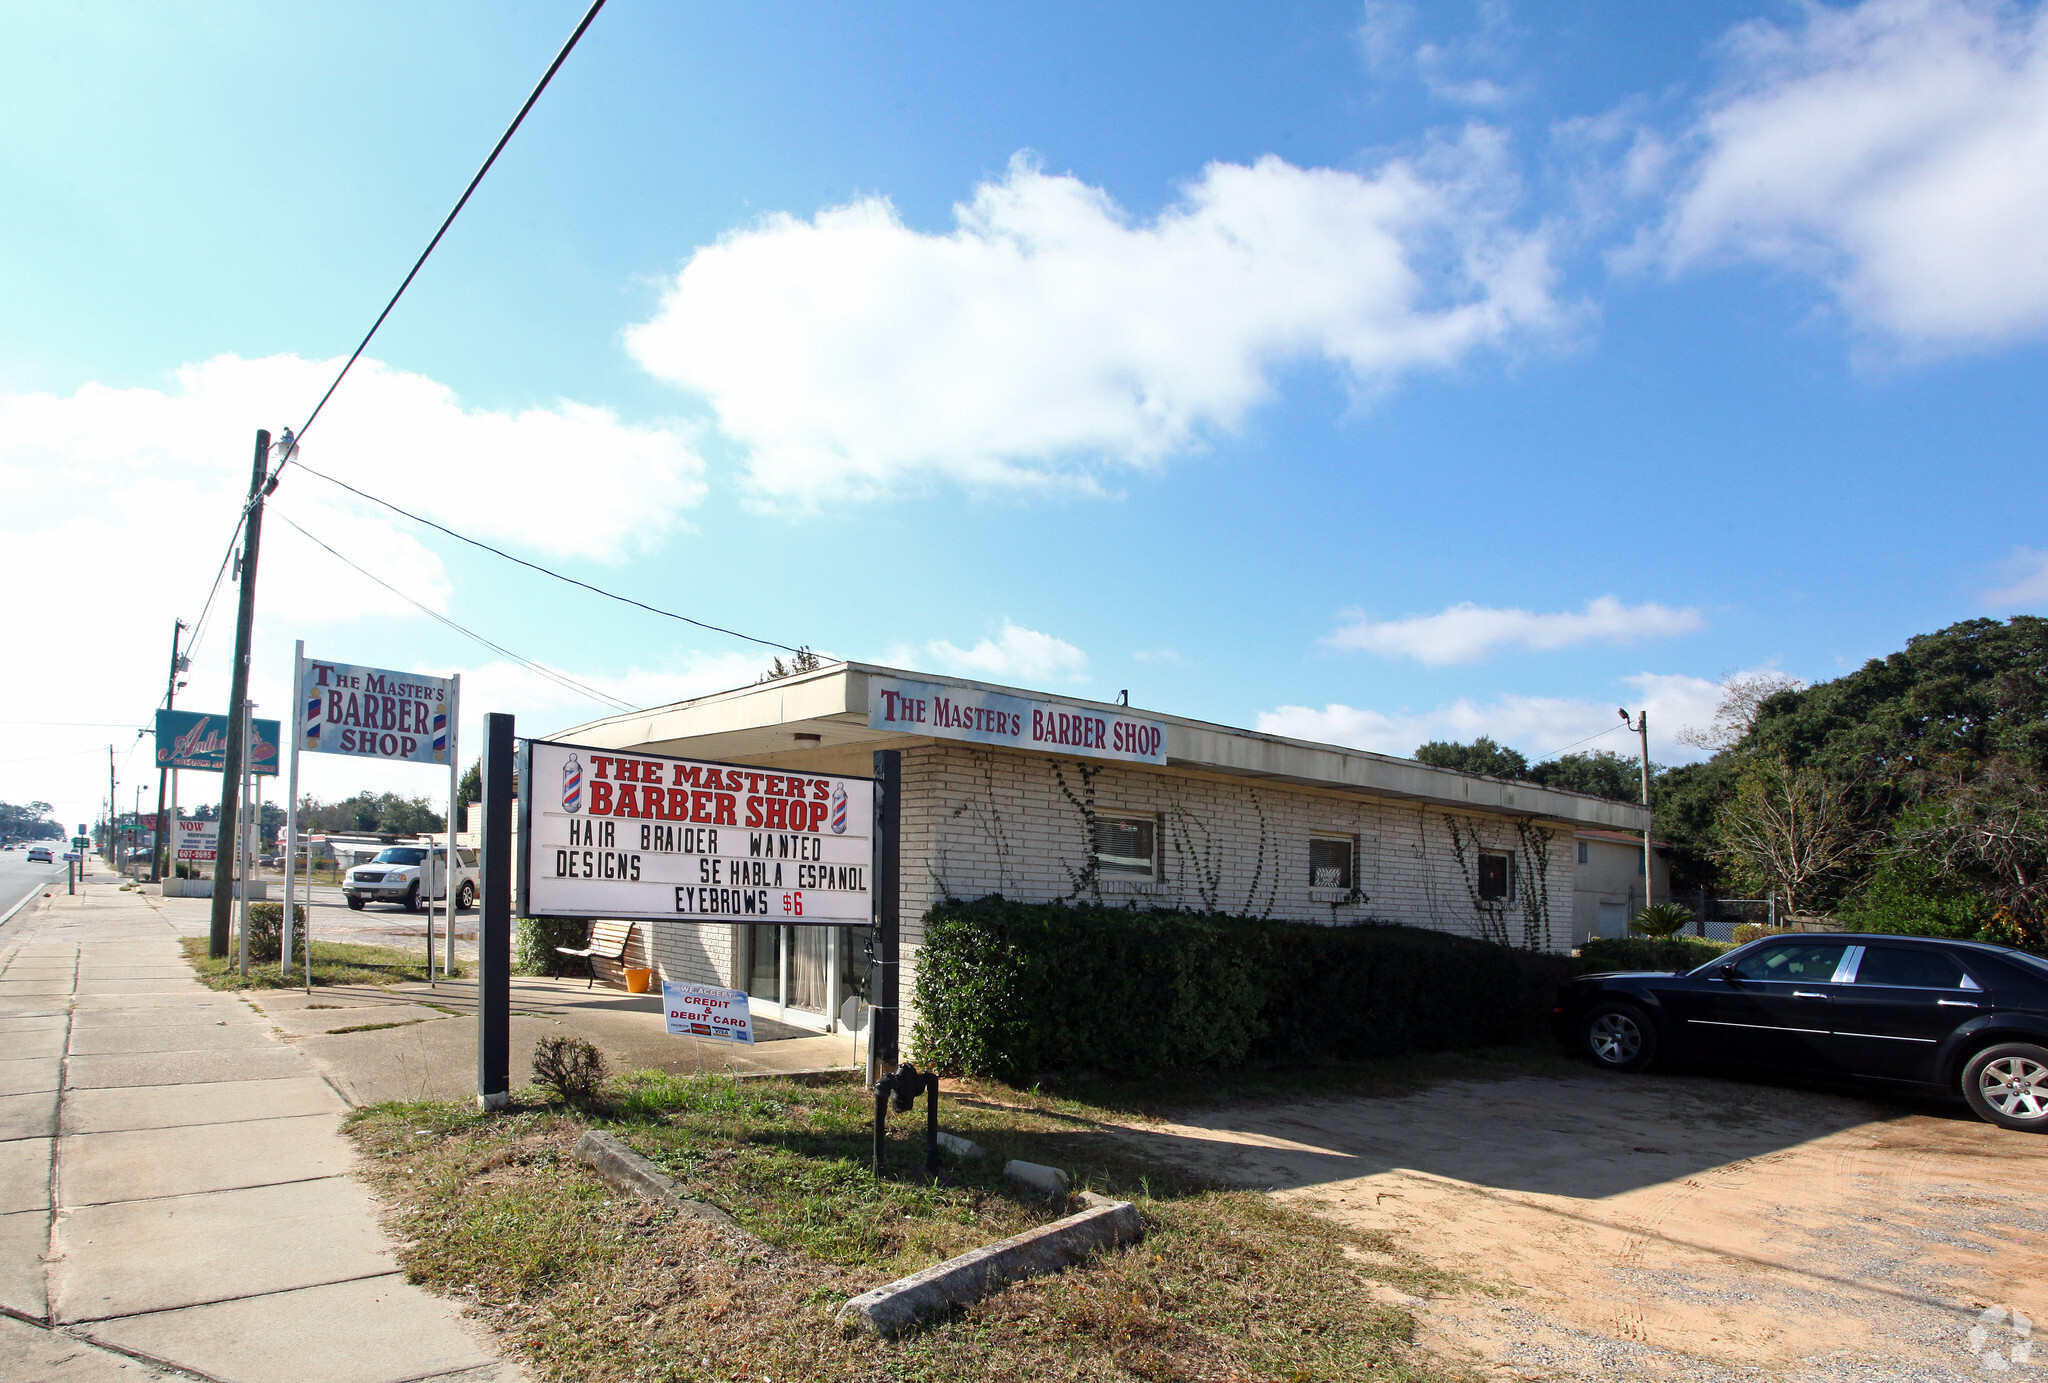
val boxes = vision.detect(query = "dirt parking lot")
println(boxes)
[1116,1061,2048,1381]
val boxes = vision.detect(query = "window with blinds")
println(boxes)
[1478,850,1515,902]
[1092,815,1158,879]
[1309,835,1353,890]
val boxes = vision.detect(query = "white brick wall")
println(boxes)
[894,743,1577,1029]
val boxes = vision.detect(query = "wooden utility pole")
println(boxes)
[151,620,185,884]
[107,747,117,866]
[210,430,270,958]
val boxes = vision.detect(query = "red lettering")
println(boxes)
[713,793,737,826]
[812,778,828,801]
[691,790,713,823]
[592,756,614,780]
[764,775,783,797]
[612,784,638,815]
[745,796,763,828]
[590,781,613,814]
[764,797,787,830]
[809,801,827,831]
[745,773,762,794]
[668,787,689,818]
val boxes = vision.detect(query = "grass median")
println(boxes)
[347,1068,1466,1383]
[178,934,461,989]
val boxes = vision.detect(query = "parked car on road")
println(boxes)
[343,844,479,913]
[26,846,53,864]
[1555,933,2048,1132]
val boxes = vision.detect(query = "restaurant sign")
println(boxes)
[519,738,874,925]
[155,710,282,776]
[866,677,1166,764]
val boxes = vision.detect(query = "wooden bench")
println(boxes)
[556,920,635,989]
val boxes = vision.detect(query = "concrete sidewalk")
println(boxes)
[0,866,515,1383]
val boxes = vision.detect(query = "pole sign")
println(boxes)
[866,676,1167,764]
[155,710,281,776]
[661,981,755,1043]
[297,656,455,764]
[520,738,873,925]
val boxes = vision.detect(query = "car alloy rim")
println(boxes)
[1589,1012,1641,1064]
[1979,1056,2048,1120]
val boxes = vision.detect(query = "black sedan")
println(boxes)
[1553,933,2048,1132]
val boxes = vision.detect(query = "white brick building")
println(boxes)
[553,663,1649,1040]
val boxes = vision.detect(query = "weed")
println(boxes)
[532,1036,607,1105]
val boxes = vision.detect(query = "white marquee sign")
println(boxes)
[867,676,1166,764]
[520,738,874,925]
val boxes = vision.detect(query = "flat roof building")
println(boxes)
[553,662,1649,1038]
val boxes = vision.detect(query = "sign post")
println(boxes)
[478,713,515,1111]
[283,642,304,980]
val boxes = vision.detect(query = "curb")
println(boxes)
[835,1196,1144,1337]
[572,1129,742,1230]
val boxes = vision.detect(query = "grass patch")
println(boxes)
[178,935,462,989]
[348,1071,1466,1383]
[325,1019,426,1035]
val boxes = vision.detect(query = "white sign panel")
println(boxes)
[298,656,455,765]
[174,820,218,864]
[867,677,1166,764]
[662,981,755,1043]
[521,739,874,925]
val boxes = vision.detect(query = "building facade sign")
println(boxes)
[866,677,1166,764]
[297,657,455,764]
[519,738,874,925]
[155,710,281,776]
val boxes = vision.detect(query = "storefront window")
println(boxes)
[1309,835,1353,890]
[1093,816,1157,879]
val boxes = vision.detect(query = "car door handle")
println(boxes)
[1937,1000,1979,1008]
[1791,991,1829,1000]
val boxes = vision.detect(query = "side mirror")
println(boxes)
[1718,962,1739,980]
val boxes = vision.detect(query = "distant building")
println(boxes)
[1570,828,1672,944]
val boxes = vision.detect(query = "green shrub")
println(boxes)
[243,902,307,963]
[908,897,1574,1084]
[1577,935,1730,973]
[1629,903,1695,939]
[515,917,590,976]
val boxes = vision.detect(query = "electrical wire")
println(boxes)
[272,509,633,713]
[277,0,609,463]
[1545,720,1633,758]
[288,459,818,657]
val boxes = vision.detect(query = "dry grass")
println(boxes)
[178,934,460,989]
[348,1070,1471,1383]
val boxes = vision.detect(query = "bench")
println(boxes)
[556,920,635,989]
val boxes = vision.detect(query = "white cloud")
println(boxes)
[0,356,709,821]
[627,142,1563,506]
[1985,546,2048,607]
[1325,596,1703,664]
[1660,0,2048,348]
[883,623,1090,685]
[1257,670,1727,763]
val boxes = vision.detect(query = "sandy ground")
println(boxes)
[1113,1067,2047,1381]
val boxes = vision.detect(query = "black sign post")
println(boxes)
[870,749,901,1076]
[478,712,515,1111]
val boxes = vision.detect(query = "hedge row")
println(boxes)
[908,897,1576,1084]
[1577,936,1732,973]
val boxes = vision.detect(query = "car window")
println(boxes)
[1853,946,1973,990]
[372,847,426,865]
[1730,942,1848,982]
[458,848,477,867]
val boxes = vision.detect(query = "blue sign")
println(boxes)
[155,710,280,776]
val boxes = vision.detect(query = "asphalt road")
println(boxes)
[0,848,70,922]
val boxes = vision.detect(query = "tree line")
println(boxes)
[1417,617,2047,952]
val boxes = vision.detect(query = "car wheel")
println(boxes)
[404,882,421,913]
[1582,1001,1658,1073]
[1962,1042,2048,1132]
[456,880,475,910]
[346,896,365,911]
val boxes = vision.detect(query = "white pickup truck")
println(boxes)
[343,844,479,912]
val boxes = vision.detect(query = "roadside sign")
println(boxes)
[662,981,754,1043]
[155,710,281,776]
[520,738,873,925]
[297,656,455,764]
[174,820,219,864]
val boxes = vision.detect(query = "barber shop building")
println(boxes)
[552,662,1651,1035]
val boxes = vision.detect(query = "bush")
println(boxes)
[1732,922,1795,945]
[531,1035,607,1103]
[243,902,306,963]
[1577,936,1730,973]
[515,917,590,975]
[908,897,1574,1085]
[1629,903,1695,939]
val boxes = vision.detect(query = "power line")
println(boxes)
[273,508,633,713]
[1546,721,1633,758]
[277,0,609,461]
[290,457,816,657]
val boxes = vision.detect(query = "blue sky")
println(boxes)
[4,0,2045,826]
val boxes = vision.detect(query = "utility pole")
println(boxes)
[1619,708,1654,911]
[210,430,271,959]
[108,746,117,867]
[152,620,187,883]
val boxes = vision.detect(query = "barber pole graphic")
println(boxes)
[829,781,848,834]
[431,704,448,762]
[562,755,583,813]
[303,682,323,748]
